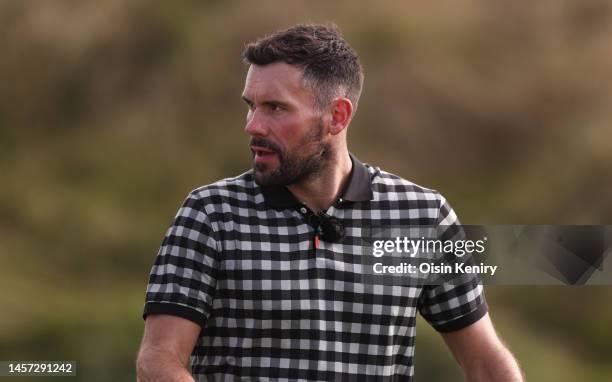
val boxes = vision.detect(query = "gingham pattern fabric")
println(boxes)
[143,155,487,381]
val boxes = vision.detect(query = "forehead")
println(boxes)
[242,62,313,103]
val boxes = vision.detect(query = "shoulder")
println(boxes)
[182,170,260,213]
[365,163,444,204]
[190,170,256,199]
[364,163,459,226]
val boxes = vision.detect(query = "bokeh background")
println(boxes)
[1,1,611,380]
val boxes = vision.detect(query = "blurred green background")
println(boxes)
[1,1,611,380]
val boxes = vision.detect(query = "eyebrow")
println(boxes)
[241,96,253,105]
[241,96,290,109]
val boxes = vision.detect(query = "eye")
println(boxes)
[244,103,254,121]
[266,102,286,112]
[242,97,255,111]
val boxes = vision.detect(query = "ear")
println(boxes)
[328,98,353,135]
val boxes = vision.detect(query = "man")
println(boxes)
[137,24,524,381]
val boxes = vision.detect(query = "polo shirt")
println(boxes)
[143,154,488,381]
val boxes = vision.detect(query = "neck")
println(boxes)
[287,150,352,213]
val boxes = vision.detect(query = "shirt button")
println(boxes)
[300,207,307,214]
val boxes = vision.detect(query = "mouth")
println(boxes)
[250,145,278,162]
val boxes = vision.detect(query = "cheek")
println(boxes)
[273,117,304,143]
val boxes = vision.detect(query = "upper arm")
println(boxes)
[418,192,488,332]
[143,192,220,328]
[440,313,503,369]
[140,314,202,366]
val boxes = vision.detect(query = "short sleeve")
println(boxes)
[417,193,488,332]
[142,192,220,327]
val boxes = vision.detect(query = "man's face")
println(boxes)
[242,62,331,186]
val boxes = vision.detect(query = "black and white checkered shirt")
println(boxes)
[143,154,487,381]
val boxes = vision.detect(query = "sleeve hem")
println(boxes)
[143,302,208,328]
[432,300,489,333]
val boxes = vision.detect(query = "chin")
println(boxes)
[254,169,288,187]
[253,168,272,186]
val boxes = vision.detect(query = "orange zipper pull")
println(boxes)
[314,234,320,249]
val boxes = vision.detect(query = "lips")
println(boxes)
[250,145,279,165]
[251,146,276,157]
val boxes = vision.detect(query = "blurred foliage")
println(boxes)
[1,0,611,380]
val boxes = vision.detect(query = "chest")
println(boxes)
[212,208,422,320]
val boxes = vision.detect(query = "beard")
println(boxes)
[251,118,332,187]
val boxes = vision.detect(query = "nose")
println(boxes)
[244,109,268,137]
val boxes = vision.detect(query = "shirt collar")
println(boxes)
[260,153,374,209]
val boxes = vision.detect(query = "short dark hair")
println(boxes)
[243,23,364,112]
